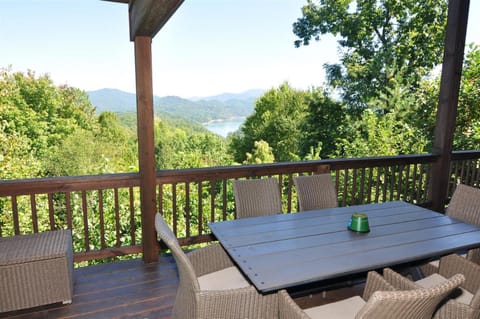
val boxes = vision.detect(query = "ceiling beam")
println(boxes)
[129,0,184,40]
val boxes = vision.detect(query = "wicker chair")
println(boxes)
[232,177,283,219]
[421,184,480,277]
[294,174,338,211]
[446,184,480,265]
[278,270,464,319]
[397,254,480,319]
[155,213,278,319]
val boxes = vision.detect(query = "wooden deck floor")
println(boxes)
[0,254,365,319]
[1,254,179,319]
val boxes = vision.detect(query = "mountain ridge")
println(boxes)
[87,88,264,124]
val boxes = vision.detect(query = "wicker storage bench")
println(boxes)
[0,229,73,312]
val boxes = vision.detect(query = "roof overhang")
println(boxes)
[103,0,184,40]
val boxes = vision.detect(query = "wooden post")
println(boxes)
[429,0,469,212]
[134,36,158,263]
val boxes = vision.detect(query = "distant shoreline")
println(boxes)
[202,116,246,126]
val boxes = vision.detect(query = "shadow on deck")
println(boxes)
[1,254,365,319]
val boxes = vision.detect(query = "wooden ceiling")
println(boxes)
[103,0,184,40]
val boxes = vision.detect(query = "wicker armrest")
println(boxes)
[467,248,480,265]
[187,243,235,277]
[278,290,309,319]
[439,254,480,295]
[362,271,396,301]
[382,268,420,291]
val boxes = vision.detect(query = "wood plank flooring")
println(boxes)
[0,254,365,319]
[0,255,178,319]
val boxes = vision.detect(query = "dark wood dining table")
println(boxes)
[208,201,480,293]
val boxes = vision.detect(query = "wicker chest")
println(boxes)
[0,229,74,312]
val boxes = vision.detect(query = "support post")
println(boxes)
[429,0,469,212]
[134,36,158,263]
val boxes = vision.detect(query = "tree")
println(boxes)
[155,118,232,169]
[243,140,275,164]
[454,45,480,150]
[293,0,447,111]
[229,83,308,163]
[336,108,428,158]
[44,112,138,176]
[0,68,137,177]
[299,87,346,158]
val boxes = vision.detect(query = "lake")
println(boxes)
[204,117,245,137]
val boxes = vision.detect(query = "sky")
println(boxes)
[1,0,479,99]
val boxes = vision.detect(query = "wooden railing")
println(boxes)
[0,151,479,263]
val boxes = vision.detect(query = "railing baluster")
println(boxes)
[198,181,203,235]
[342,168,349,206]
[99,190,106,249]
[30,194,38,233]
[397,165,403,201]
[129,186,136,245]
[287,174,294,213]
[335,170,340,202]
[352,169,358,205]
[403,164,410,201]
[47,193,55,230]
[359,168,366,204]
[65,192,72,230]
[389,165,395,201]
[467,160,473,185]
[424,164,431,201]
[382,166,388,202]
[81,191,89,251]
[209,180,215,223]
[418,164,425,203]
[12,196,19,235]
[375,167,381,203]
[185,182,191,238]
[222,180,227,220]
[158,183,163,217]
[460,160,466,184]
[114,188,120,247]
[366,167,373,204]
[172,183,177,236]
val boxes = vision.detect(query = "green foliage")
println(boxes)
[293,0,447,111]
[454,45,480,149]
[299,88,347,158]
[230,83,308,163]
[155,118,233,169]
[243,140,275,164]
[336,107,428,157]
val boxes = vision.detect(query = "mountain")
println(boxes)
[87,88,136,113]
[87,88,263,124]
[189,89,265,102]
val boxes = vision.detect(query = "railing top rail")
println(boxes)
[155,153,439,183]
[451,150,480,160]
[0,153,442,196]
[0,173,140,196]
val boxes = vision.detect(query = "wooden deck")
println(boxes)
[1,255,178,319]
[0,253,364,319]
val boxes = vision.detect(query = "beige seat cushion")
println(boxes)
[416,273,473,305]
[303,296,366,319]
[198,266,250,291]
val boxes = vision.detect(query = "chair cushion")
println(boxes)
[303,296,366,319]
[198,266,250,291]
[416,273,473,305]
